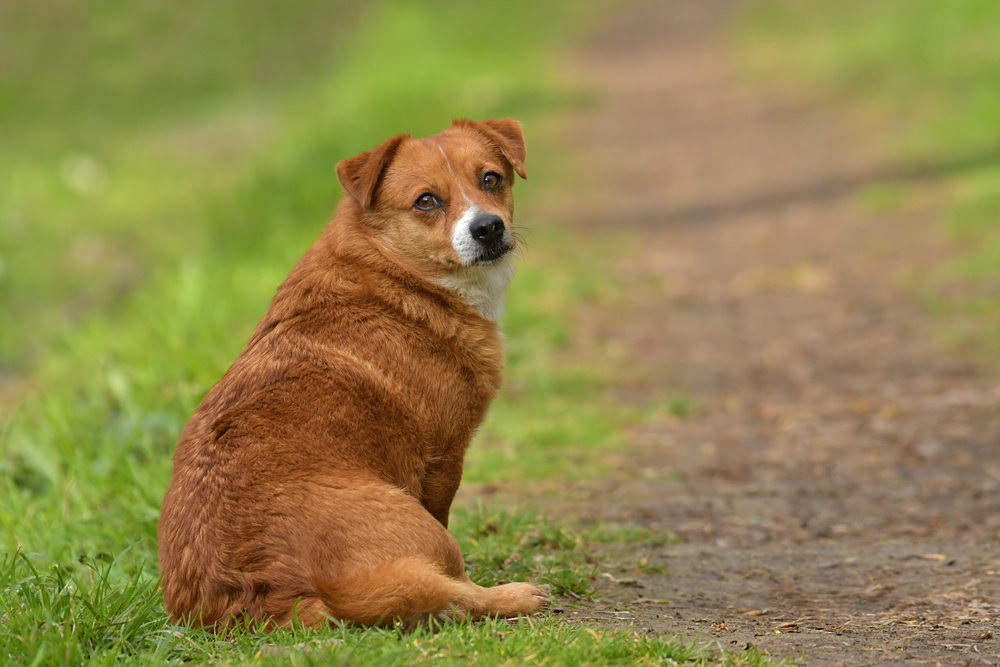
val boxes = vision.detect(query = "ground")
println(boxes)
[469,1,1000,664]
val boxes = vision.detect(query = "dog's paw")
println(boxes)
[508,582,550,615]
[529,584,551,613]
[477,581,551,618]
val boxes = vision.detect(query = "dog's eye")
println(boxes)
[482,172,502,190]
[414,193,439,210]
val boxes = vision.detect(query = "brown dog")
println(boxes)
[157,118,549,630]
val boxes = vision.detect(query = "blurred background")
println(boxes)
[0,0,612,552]
[1,0,999,660]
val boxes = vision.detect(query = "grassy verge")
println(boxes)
[0,0,363,368]
[1,507,736,667]
[737,0,1000,358]
[2,546,776,667]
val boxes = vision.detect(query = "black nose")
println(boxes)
[470,214,505,244]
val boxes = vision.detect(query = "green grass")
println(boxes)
[0,1,740,665]
[0,509,731,667]
[739,0,1000,156]
[452,503,594,597]
[0,0,359,368]
[737,0,1000,357]
[2,544,779,667]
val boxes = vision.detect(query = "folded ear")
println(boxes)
[454,118,527,180]
[336,134,409,209]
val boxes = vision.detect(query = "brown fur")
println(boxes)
[157,118,548,630]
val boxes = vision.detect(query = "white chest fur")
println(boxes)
[436,259,514,322]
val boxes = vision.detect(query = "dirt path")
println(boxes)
[531,1,1000,664]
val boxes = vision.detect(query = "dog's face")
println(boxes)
[336,119,527,279]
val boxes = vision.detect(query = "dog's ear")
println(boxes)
[336,134,409,209]
[454,118,527,180]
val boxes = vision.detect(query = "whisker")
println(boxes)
[512,231,534,251]
[515,225,538,239]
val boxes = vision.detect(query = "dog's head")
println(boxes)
[336,118,526,281]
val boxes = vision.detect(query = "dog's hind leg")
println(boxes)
[455,580,551,621]
[262,479,549,627]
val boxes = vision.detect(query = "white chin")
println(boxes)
[436,258,515,322]
[471,247,511,267]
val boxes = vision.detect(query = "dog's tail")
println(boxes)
[310,557,469,626]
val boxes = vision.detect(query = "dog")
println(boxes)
[157,118,549,630]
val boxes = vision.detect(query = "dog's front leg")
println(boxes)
[419,454,465,527]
